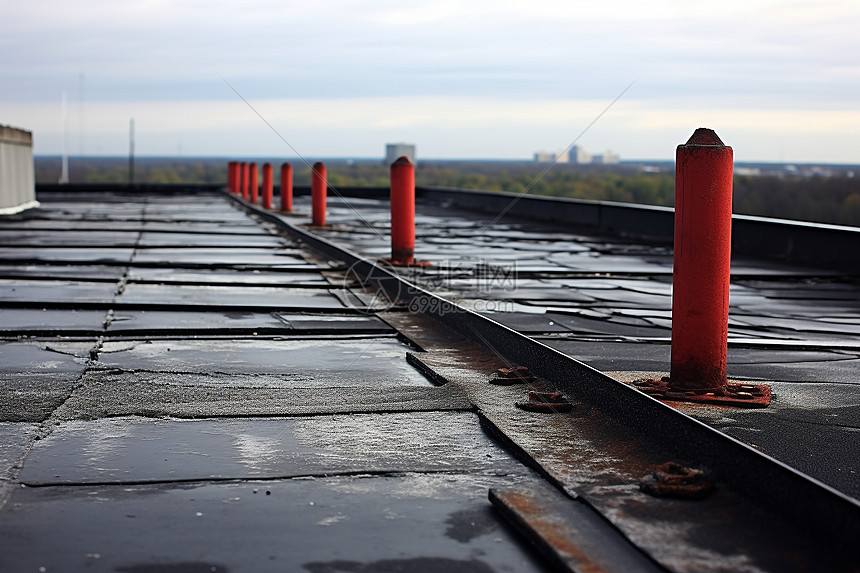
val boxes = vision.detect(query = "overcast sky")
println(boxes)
[2,0,859,162]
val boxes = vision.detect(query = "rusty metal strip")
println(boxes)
[489,484,666,573]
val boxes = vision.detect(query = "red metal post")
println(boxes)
[311,162,327,226]
[262,163,273,209]
[670,128,734,392]
[280,162,293,212]
[228,161,238,193]
[241,162,249,200]
[250,163,259,203]
[390,156,415,263]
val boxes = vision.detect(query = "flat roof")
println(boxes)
[0,185,857,571]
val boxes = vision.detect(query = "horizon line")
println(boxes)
[30,154,860,168]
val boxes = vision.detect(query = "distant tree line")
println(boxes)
[34,157,860,227]
[733,175,860,227]
[36,157,228,185]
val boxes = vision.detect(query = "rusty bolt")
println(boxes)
[640,462,715,500]
[498,366,530,378]
[527,391,567,404]
[515,390,573,413]
[490,365,535,385]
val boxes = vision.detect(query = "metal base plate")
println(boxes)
[631,378,771,408]
[378,257,432,267]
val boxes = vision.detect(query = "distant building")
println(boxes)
[534,146,613,164]
[385,143,416,166]
[570,146,591,164]
[533,149,572,163]
[0,123,38,215]
[593,150,620,165]
[735,167,761,176]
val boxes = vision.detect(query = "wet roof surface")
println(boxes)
[293,193,860,500]
[1,188,858,572]
[0,192,550,572]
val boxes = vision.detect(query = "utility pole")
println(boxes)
[59,91,69,184]
[128,118,135,187]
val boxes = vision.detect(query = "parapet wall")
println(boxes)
[0,124,38,214]
[415,186,860,272]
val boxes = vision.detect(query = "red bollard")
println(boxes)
[311,161,327,226]
[670,128,734,392]
[262,163,273,209]
[250,163,259,203]
[390,156,415,263]
[280,162,293,213]
[228,161,238,193]
[241,162,249,200]
[232,162,241,194]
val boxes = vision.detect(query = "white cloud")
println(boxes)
[8,95,859,162]
[1,0,859,161]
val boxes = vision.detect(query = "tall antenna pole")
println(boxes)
[59,91,69,184]
[78,73,85,156]
[128,118,135,187]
